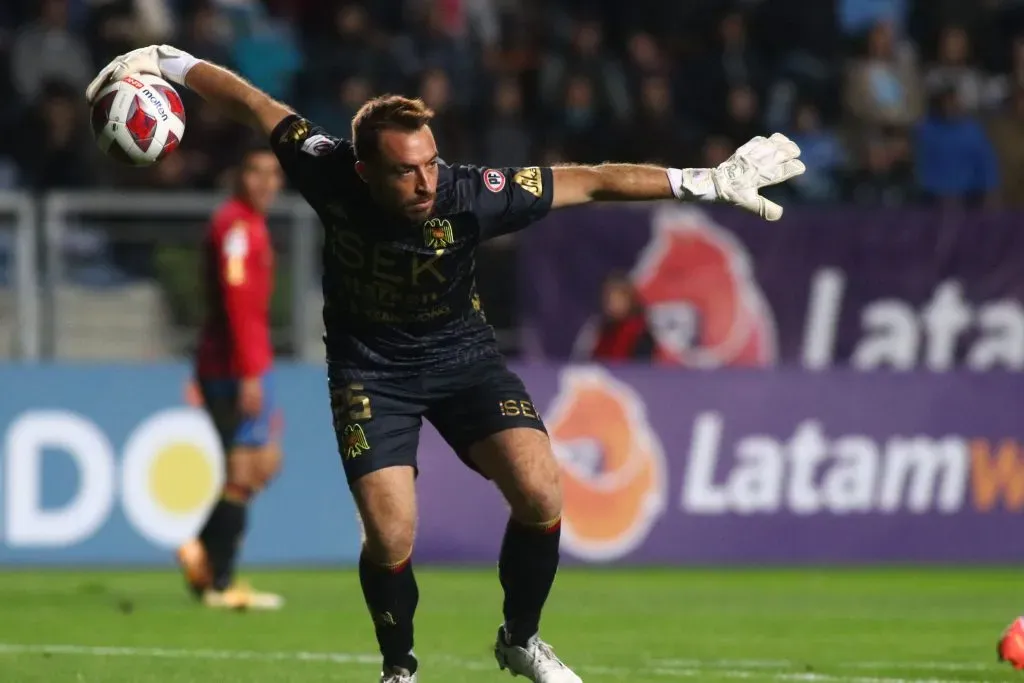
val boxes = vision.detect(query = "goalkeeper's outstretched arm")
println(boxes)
[85,45,292,137]
[550,164,677,207]
[550,134,806,222]
[183,62,292,135]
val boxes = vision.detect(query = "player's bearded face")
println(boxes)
[367,127,440,222]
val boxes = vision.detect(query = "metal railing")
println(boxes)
[42,191,318,360]
[2,190,521,362]
[0,192,38,360]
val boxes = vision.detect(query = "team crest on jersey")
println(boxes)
[280,118,311,143]
[483,168,506,192]
[342,423,370,460]
[513,167,543,198]
[424,218,454,250]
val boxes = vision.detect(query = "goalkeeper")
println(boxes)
[86,44,805,683]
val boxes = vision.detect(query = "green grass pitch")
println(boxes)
[0,567,1019,682]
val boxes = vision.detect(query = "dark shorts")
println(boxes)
[198,374,278,451]
[328,357,546,486]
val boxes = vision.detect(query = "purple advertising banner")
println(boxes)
[416,364,1024,565]
[517,204,1024,370]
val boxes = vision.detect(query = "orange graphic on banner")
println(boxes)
[548,367,667,561]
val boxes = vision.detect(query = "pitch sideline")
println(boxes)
[0,642,1001,682]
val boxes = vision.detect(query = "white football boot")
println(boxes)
[379,665,417,683]
[201,581,284,610]
[494,626,583,682]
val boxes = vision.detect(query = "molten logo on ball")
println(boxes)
[90,73,186,166]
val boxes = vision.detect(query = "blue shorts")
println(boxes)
[198,374,277,449]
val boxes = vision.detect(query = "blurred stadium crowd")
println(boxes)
[2,0,1024,205]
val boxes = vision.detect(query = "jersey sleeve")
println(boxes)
[467,166,555,240]
[216,219,265,377]
[269,114,355,195]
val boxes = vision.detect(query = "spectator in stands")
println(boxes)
[305,75,374,139]
[485,0,542,75]
[14,81,101,189]
[302,3,388,104]
[914,88,1000,207]
[619,75,694,167]
[85,0,176,66]
[624,31,668,87]
[716,85,763,150]
[924,25,1001,114]
[230,2,302,101]
[843,19,923,133]
[986,86,1024,206]
[10,0,93,102]
[539,16,632,123]
[688,10,765,128]
[579,272,657,363]
[390,2,478,108]
[549,74,612,165]
[786,101,847,202]
[481,78,532,168]
[417,68,473,163]
[839,0,908,36]
[846,133,916,206]
[715,10,764,91]
[170,100,246,189]
[4,0,1024,207]
[407,0,501,55]
[179,2,234,68]
[701,135,736,169]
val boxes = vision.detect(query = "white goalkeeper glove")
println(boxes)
[85,44,200,102]
[669,133,805,221]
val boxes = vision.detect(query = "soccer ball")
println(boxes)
[90,73,186,166]
[998,618,1024,668]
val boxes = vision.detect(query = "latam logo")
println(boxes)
[547,367,1024,562]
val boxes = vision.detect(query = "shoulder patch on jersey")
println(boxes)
[483,168,506,193]
[513,167,543,198]
[301,134,337,156]
[280,118,311,144]
[224,222,250,259]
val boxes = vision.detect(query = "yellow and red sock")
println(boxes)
[359,550,419,673]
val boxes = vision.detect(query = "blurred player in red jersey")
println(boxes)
[178,145,285,610]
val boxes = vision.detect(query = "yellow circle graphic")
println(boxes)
[121,407,225,548]
[147,442,215,514]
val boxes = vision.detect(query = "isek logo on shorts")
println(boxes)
[547,366,668,562]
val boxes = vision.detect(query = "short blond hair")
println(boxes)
[351,95,435,162]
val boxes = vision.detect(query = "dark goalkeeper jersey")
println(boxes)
[269,114,554,376]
